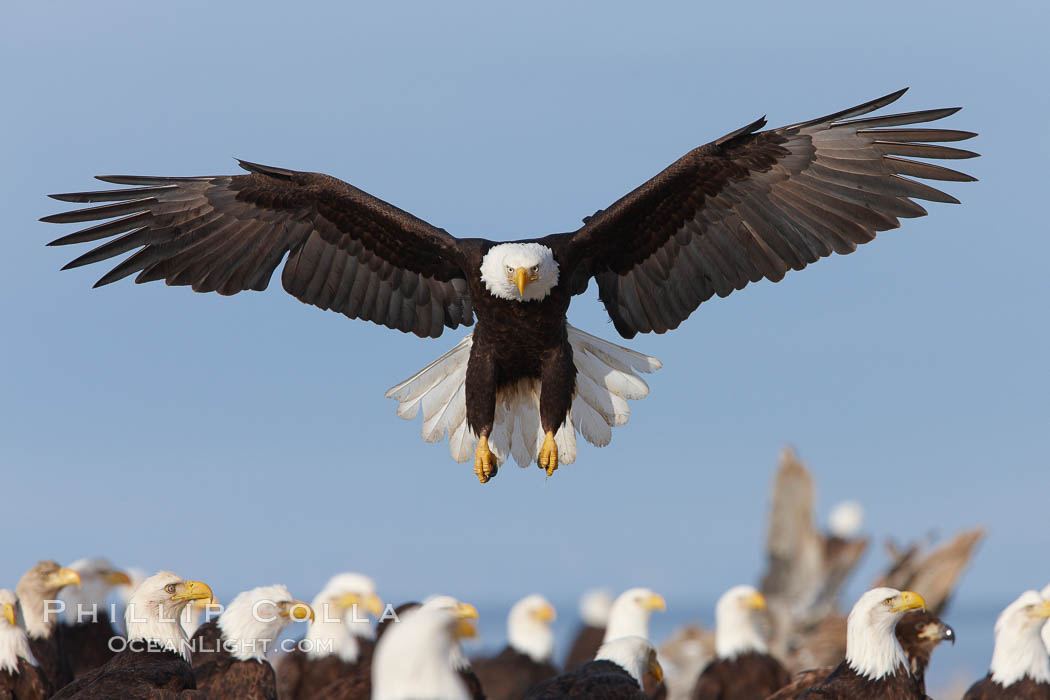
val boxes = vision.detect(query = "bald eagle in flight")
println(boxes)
[43,89,976,482]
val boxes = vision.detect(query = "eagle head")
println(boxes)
[480,243,559,302]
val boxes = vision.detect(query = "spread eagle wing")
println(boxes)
[563,88,978,338]
[43,161,473,339]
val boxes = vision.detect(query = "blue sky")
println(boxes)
[2,0,1047,686]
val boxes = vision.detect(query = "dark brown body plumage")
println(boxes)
[472,647,558,700]
[51,643,201,699]
[962,675,1050,699]
[25,635,72,692]
[564,624,605,671]
[0,658,53,700]
[60,613,121,677]
[275,640,374,700]
[796,662,925,699]
[189,619,278,700]
[524,658,647,699]
[690,651,791,699]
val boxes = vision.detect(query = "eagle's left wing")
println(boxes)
[564,89,977,338]
[43,161,473,339]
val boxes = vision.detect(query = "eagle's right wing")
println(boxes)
[43,160,473,339]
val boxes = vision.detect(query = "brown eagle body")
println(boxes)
[275,640,374,700]
[524,658,648,699]
[189,619,278,700]
[24,636,71,694]
[472,647,559,700]
[962,674,1050,699]
[44,89,976,478]
[0,658,53,700]
[60,613,121,678]
[51,643,201,699]
[796,662,925,699]
[690,650,791,699]
[565,624,606,671]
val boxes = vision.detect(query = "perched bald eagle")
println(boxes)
[371,607,478,700]
[43,89,976,482]
[768,609,954,699]
[58,557,131,678]
[472,594,559,700]
[190,585,313,700]
[962,590,1050,699]
[690,586,790,700]
[51,571,213,699]
[525,636,662,699]
[602,587,668,698]
[274,573,383,700]
[794,588,927,699]
[0,589,53,700]
[14,561,82,690]
[318,596,483,700]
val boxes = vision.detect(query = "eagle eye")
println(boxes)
[165,584,177,594]
[883,597,894,606]
[531,265,539,273]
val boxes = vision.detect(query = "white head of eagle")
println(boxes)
[480,243,559,302]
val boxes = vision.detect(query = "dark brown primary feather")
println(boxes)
[51,643,202,699]
[962,674,1050,699]
[43,161,473,339]
[690,651,791,699]
[563,88,977,338]
[0,658,53,700]
[472,647,558,700]
[189,619,278,700]
[524,658,648,699]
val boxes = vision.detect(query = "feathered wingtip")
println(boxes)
[236,159,297,180]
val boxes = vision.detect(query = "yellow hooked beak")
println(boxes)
[455,617,478,640]
[171,580,214,604]
[1031,600,1050,619]
[514,267,529,296]
[2,602,15,627]
[281,600,315,622]
[47,568,82,590]
[890,590,926,614]
[338,592,384,617]
[531,603,556,623]
[647,649,664,683]
[104,570,132,586]
[644,593,667,612]
[745,592,767,611]
[455,602,479,621]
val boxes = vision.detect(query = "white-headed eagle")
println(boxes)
[43,89,976,483]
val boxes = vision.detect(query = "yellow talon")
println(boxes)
[538,431,558,476]
[474,436,497,484]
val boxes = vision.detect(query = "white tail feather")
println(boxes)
[385,325,661,469]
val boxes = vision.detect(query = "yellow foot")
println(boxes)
[474,436,497,484]
[538,431,558,476]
